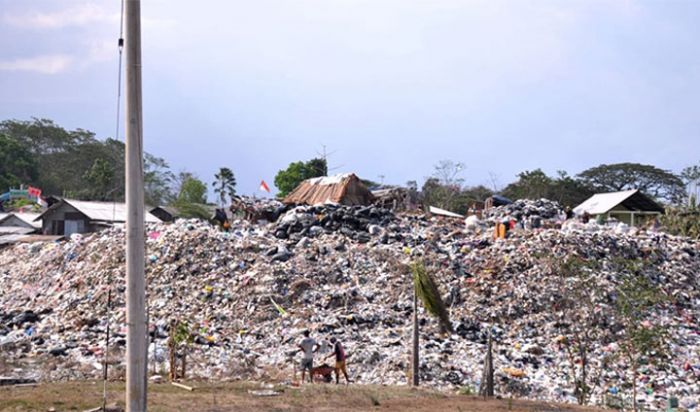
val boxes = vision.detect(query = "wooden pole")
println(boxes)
[102,289,112,411]
[125,0,147,409]
[479,328,494,397]
[412,286,419,386]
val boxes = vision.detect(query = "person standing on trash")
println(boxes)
[297,330,318,383]
[325,336,351,384]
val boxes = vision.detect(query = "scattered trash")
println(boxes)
[0,205,698,410]
[248,389,280,397]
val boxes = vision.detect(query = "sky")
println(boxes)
[1,0,699,197]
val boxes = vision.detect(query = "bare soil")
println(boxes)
[0,381,606,412]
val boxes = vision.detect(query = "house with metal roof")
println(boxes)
[35,198,161,236]
[573,189,664,226]
[0,212,42,230]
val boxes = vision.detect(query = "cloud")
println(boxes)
[4,3,118,29]
[0,55,73,74]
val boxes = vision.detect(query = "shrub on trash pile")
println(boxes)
[662,204,700,239]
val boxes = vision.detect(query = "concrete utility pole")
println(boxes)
[124,0,147,410]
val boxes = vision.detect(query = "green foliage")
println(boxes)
[661,204,700,239]
[0,118,175,203]
[420,160,494,214]
[411,260,452,333]
[6,198,40,212]
[212,167,236,206]
[81,158,115,201]
[171,320,194,346]
[274,157,328,197]
[552,255,603,405]
[144,154,175,206]
[613,265,669,411]
[0,133,38,192]
[577,163,685,204]
[681,163,700,205]
[171,201,211,220]
[178,175,207,204]
[501,169,591,207]
[457,385,475,396]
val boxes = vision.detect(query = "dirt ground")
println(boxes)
[0,381,606,412]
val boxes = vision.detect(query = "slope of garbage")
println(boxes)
[1,204,699,410]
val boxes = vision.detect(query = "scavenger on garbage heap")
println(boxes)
[325,336,351,385]
[493,218,509,239]
[297,330,318,383]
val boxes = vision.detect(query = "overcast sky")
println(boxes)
[1,0,698,196]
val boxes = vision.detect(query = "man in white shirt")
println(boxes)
[298,330,318,383]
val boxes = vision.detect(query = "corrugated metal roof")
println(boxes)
[429,206,464,218]
[10,213,42,228]
[37,199,161,223]
[0,213,42,229]
[573,189,664,215]
[0,226,35,235]
[574,190,638,215]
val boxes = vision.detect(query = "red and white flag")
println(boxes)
[259,180,271,193]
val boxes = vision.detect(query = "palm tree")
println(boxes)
[213,167,236,207]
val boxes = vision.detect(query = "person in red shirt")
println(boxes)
[325,337,351,384]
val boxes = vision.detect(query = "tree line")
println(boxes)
[0,118,240,215]
[2,118,698,217]
[417,160,697,215]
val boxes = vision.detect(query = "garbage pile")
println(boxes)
[483,199,564,223]
[230,196,286,222]
[0,209,699,411]
[273,205,395,241]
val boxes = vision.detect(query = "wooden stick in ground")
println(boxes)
[412,285,419,386]
[102,288,111,411]
[479,328,494,397]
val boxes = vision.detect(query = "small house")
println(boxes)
[573,189,664,226]
[0,213,42,233]
[283,173,375,206]
[36,198,161,236]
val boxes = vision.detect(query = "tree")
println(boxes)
[0,133,38,192]
[680,163,700,205]
[420,160,465,212]
[274,157,328,197]
[0,118,176,202]
[500,169,591,207]
[82,158,115,201]
[305,157,328,177]
[501,169,553,200]
[144,154,175,206]
[172,172,210,219]
[577,163,685,204]
[551,256,605,405]
[613,264,669,411]
[178,175,207,204]
[212,167,237,207]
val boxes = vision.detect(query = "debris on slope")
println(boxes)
[1,207,699,411]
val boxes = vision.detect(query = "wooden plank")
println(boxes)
[171,382,194,391]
